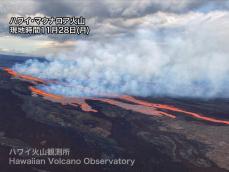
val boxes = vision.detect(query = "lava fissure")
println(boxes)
[3,67,229,125]
[3,67,46,84]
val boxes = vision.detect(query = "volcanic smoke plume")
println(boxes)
[12,11,229,98]
[3,67,229,125]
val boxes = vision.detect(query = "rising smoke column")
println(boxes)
[13,11,229,98]
[4,67,229,125]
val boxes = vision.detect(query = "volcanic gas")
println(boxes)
[3,67,229,125]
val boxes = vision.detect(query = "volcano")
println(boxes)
[3,67,229,125]
[0,55,229,172]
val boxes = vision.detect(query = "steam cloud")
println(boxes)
[13,11,229,98]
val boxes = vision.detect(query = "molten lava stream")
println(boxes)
[3,67,229,125]
[120,96,229,125]
[29,86,62,100]
[3,67,46,84]
[29,86,97,113]
[2,67,97,112]
[92,98,165,117]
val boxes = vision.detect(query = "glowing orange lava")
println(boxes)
[3,67,229,125]
[120,96,229,125]
[29,86,97,112]
[3,67,45,84]
[93,98,163,117]
[29,86,62,100]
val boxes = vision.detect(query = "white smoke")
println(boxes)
[13,11,229,98]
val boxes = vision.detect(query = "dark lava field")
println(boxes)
[0,55,228,172]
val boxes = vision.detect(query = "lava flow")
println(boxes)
[3,67,229,125]
[120,96,229,125]
[29,86,97,112]
[2,67,45,84]
[92,97,176,118]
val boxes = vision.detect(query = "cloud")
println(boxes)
[1,0,229,56]
[0,35,77,56]
[1,0,229,35]
[36,0,229,18]
[12,11,229,98]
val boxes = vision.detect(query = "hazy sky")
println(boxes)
[0,0,229,56]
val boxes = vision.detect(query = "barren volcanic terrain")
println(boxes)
[0,55,228,172]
